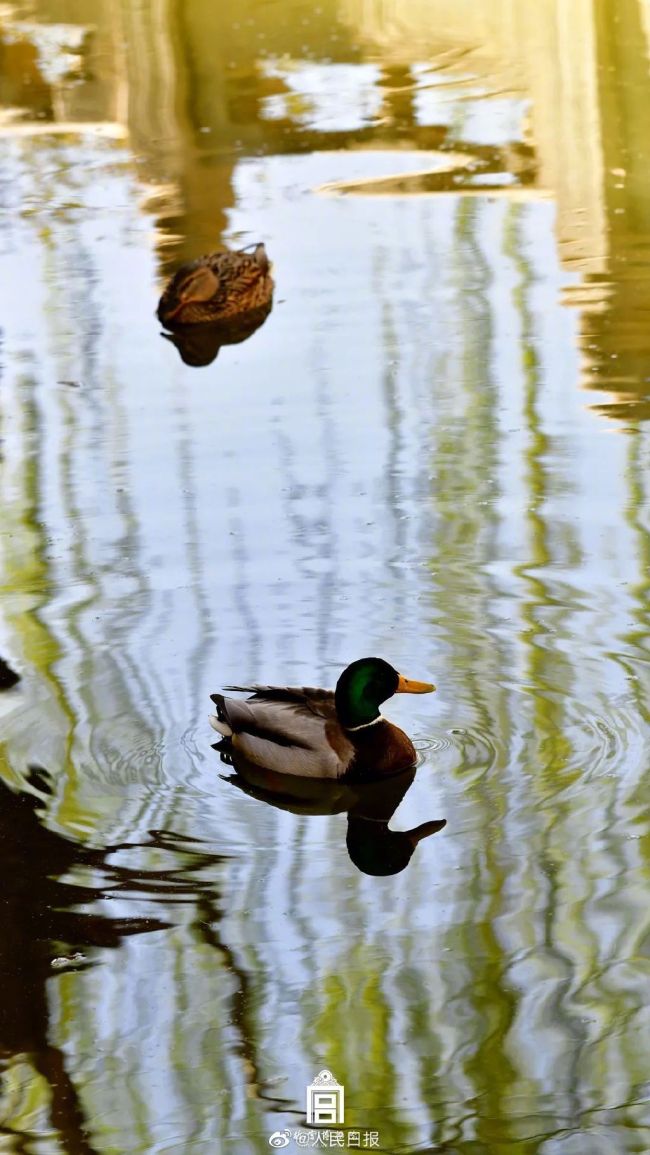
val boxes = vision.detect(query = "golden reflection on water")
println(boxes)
[1,1,650,1153]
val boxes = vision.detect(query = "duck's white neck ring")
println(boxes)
[345,714,385,732]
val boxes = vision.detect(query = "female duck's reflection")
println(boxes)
[161,302,272,367]
[214,745,446,876]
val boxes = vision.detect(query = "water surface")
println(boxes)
[1,2,650,1152]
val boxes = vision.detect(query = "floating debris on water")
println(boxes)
[50,952,87,969]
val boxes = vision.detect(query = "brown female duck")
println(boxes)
[157,243,273,328]
[209,657,435,781]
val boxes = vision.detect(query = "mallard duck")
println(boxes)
[209,657,435,780]
[157,243,273,328]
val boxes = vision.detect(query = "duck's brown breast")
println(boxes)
[346,720,417,780]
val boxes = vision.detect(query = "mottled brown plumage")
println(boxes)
[209,658,436,781]
[157,243,274,328]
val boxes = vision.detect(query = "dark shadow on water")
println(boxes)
[160,301,273,366]
[0,767,229,1154]
[214,747,446,876]
[0,656,20,690]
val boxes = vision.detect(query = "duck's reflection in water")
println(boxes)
[160,301,273,367]
[215,747,446,876]
[0,767,227,1155]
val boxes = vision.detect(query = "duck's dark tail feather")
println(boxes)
[211,740,234,764]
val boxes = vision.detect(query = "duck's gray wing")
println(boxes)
[211,688,354,778]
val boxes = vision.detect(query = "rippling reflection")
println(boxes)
[0,768,233,1153]
[217,753,446,875]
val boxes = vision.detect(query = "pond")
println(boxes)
[1,2,650,1153]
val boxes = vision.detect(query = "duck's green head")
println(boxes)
[335,657,435,730]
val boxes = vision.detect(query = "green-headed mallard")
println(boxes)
[157,242,273,328]
[209,657,435,781]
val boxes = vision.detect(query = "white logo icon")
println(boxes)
[268,1131,291,1148]
[306,1069,345,1126]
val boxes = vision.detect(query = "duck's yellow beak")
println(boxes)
[396,674,436,694]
